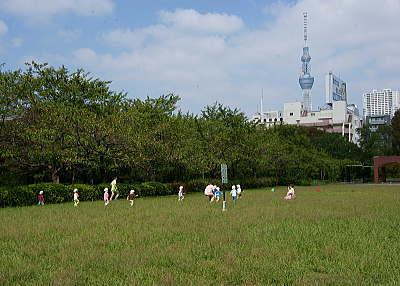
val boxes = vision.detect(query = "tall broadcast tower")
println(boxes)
[299,12,314,112]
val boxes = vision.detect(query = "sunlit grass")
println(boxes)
[1,184,400,285]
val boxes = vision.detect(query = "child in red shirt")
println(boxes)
[37,191,45,206]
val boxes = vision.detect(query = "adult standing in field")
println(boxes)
[204,184,215,202]
[110,177,119,201]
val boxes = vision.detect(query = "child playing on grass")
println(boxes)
[37,191,45,206]
[127,190,138,206]
[230,185,237,202]
[73,189,79,207]
[178,186,185,201]
[284,185,296,200]
[110,177,119,200]
[236,184,242,199]
[204,184,215,202]
[214,187,222,202]
[104,188,110,206]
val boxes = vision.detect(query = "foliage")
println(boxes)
[0,62,363,187]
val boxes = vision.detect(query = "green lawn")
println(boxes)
[1,185,400,285]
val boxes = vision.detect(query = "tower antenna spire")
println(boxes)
[303,12,308,45]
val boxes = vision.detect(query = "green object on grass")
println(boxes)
[271,187,275,192]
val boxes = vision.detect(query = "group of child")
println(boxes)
[37,178,296,206]
[37,177,138,207]
[202,184,242,202]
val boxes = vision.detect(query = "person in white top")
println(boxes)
[73,189,79,207]
[178,186,185,201]
[204,184,215,202]
[284,185,296,200]
[110,177,119,201]
[236,184,242,199]
[230,185,237,202]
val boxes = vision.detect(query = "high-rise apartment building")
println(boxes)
[363,89,400,118]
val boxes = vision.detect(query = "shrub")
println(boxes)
[25,183,69,204]
[69,184,97,202]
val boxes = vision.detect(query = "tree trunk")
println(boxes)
[49,166,60,183]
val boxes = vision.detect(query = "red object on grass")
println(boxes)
[316,188,321,192]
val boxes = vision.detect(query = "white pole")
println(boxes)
[342,122,345,137]
[348,123,351,142]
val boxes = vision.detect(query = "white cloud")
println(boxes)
[11,37,23,47]
[57,29,82,42]
[39,1,400,115]
[0,0,114,19]
[159,9,244,34]
[0,20,8,36]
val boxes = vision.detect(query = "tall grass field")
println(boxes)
[1,184,400,285]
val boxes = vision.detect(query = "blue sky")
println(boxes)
[0,0,399,116]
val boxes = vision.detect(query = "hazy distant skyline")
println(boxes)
[0,0,399,116]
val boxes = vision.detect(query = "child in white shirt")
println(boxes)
[236,184,242,199]
[178,186,185,201]
[73,189,79,207]
[230,185,237,202]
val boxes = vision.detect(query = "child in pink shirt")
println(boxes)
[104,188,110,206]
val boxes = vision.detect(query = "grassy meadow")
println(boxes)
[1,184,400,285]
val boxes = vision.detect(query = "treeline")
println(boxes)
[0,62,364,186]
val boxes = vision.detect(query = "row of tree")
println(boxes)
[0,62,393,186]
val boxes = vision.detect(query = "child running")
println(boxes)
[110,177,119,201]
[214,187,222,202]
[37,191,45,206]
[103,188,110,206]
[230,185,237,202]
[127,190,138,206]
[178,186,185,201]
[73,188,79,207]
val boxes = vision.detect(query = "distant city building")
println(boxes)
[298,12,314,112]
[363,89,400,118]
[253,100,362,144]
[325,71,347,104]
[365,115,391,131]
[253,13,361,143]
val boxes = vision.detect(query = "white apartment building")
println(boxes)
[253,100,361,144]
[363,89,400,118]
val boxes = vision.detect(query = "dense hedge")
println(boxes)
[0,181,171,208]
